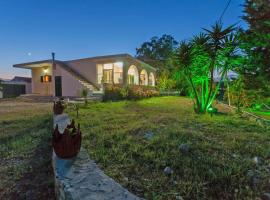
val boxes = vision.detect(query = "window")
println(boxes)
[128,75,135,84]
[140,70,148,85]
[149,72,155,86]
[40,75,52,83]
[127,65,139,85]
[103,69,113,83]
[97,64,103,84]
[113,62,123,84]
[97,62,123,84]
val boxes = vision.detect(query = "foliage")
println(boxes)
[225,77,267,112]
[81,88,88,106]
[103,84,159,101]
[67,96,270,200]
[157,72,176,91]
[136,34,178,75]
[239,0,270,97]
[176,22,241,113]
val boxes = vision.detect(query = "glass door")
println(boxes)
[103,69,113,83]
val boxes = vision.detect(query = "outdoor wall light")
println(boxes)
[43,67,49,73]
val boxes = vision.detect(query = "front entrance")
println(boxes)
[55,76,62,97]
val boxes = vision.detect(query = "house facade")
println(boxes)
[13,54,156,97]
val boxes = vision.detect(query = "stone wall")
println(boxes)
[52,114,143,200]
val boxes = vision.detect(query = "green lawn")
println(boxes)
[0,100,55,200]
[67,96,270,200]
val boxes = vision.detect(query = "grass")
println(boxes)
[0,99,55,200]
[247,109,270,120]
[67,96,270,200]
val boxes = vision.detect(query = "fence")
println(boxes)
[2,84,26,98]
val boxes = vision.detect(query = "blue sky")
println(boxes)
[0,0,246,79]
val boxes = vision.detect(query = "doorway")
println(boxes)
[55,76,62,97]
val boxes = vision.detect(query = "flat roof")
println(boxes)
[13,54,156,71]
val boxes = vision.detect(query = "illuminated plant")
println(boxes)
[176,22,240,113]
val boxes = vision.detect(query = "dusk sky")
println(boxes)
[0,0,246,79]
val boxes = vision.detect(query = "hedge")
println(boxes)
[103,84,159,101]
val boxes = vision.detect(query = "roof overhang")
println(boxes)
[13,59,56,69]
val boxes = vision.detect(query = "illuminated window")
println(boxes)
[113,62,123,84]
[97,64,103,84]
[140,69,148,85]
[149,72,155,86]
[127,65,139,85]
[40,75,52,83]
[97,62,123,84]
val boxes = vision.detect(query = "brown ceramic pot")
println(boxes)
[52,122,82,159]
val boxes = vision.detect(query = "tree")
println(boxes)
[239,0,270,97]
[136,34,178,75]
[176,22,239,113]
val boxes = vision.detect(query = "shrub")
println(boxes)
[103,84,159,101]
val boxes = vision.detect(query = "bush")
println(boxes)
[103,84,159,101]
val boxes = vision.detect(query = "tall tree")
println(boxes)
[136,34,178,75]
[240,0,270,96]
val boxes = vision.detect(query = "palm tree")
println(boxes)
[176,22,237,113]
[203,22,235,110]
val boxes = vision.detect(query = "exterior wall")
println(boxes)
[17,54,156,97]
[66,56,156,88]
[65,60,97,85]
[53,64,84,97]
[31,67,53,95]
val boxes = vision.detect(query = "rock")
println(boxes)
[176,195,184,200]
[144,131,154,140]
[261,193,270,200]
[247,170,261,186]
[179,143,190,153]
[251,176,260,186]
[252,156,261,165]
[232,153,237,158]
[164,166,173,175]
[247,170,254,178]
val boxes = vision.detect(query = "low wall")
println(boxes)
[52,114,142,200]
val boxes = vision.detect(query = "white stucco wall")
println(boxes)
[31,67,53,95]
[53,64,84,97]
[65,59,97,85]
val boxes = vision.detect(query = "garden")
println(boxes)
[0,0,269,199]
[66,96,269,199]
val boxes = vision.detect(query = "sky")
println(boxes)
[0,0,246,79]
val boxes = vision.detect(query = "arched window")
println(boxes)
[149,72,155,86]
[127,65,139,85]
[140,69,148,85]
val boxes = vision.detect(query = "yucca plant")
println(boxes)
[176,22,240,113]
